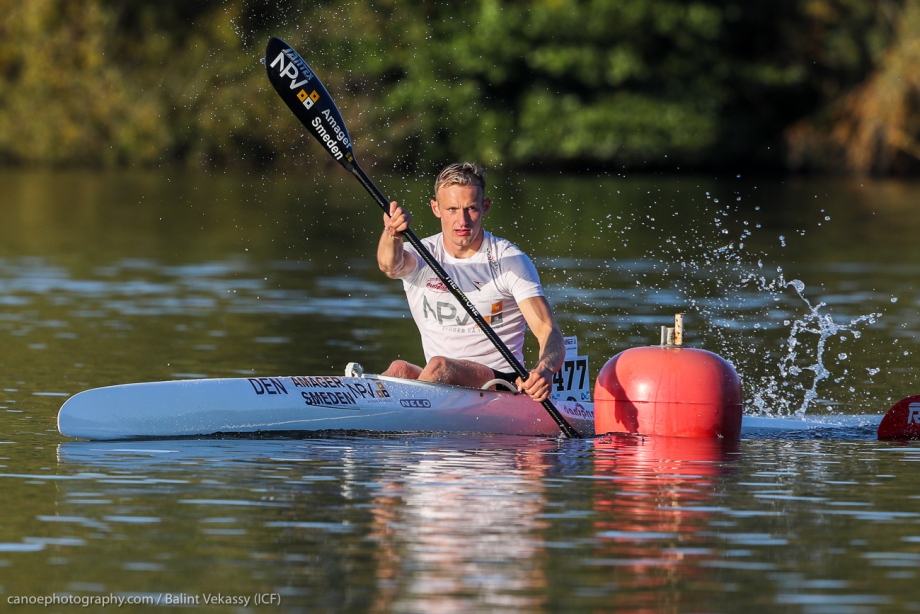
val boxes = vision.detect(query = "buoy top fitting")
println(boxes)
[660,312,684,346]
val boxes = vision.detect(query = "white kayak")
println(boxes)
[57,373,595,441]
[56,372,882,441]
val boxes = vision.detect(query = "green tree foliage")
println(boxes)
[787,0,920,174]
[0,0,914,174]
[0,0,165,165]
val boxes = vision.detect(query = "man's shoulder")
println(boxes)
[404,233,443,256]
[422,233,443,249]
[482,231,527,257]
[398,234,442,281]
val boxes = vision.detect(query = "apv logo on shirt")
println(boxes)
[422,297,503,326]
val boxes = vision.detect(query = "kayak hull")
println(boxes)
[58,374,596,441]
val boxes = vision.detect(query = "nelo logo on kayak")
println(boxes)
[400,399,431,408]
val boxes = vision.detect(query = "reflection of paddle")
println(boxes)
[877,396,920,440]
[264,37,580,438]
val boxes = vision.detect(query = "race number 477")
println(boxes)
[550,337,591,402]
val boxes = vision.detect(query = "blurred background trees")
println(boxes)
[0,0,917,175]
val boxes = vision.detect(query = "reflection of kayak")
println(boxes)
[56,372,882,441]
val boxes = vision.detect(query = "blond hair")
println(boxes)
[434,162,487,196]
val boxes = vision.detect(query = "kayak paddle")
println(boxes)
[264,37,581,438]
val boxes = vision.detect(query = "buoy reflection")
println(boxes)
[592,434,740,609]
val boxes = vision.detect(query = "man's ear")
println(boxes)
[482,197,491,215]
[430,199,442,218]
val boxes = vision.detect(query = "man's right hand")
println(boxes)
[384,201,412,238]
[378,201,414,279]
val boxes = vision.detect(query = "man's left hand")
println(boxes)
[517,368,553,403]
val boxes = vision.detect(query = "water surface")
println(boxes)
[1,169,919,611]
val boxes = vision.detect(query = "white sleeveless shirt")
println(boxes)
[397,231,545,370]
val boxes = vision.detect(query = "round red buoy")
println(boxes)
[877,395,920,440]
[594,346,743,439]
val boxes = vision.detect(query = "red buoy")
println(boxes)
[877,395,920,440]
[594,315,743,439]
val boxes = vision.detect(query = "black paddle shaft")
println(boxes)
[264,37,580,438]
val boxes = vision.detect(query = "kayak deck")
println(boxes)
[57,374,596,441]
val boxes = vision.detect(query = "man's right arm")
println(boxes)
[377,201,414,279]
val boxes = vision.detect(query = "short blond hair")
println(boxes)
[434,162,487,196]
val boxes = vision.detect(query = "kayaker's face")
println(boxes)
[430,184,490,258]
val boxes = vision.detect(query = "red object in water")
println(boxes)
[594,346,743,439]
[877,395,920,440]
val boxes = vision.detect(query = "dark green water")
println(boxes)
[2,169,920,611]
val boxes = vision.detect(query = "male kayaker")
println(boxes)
[377,161,564,403]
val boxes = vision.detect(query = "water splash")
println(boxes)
[755,279,881,417]
[689,250,883,417]
[618,193,883,417]
[573,180,890,416]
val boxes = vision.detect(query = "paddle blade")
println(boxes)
[265,37,356,170]
[877,396,920,440]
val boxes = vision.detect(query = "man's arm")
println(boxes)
[377,201,414,279]
[516,296,565,402]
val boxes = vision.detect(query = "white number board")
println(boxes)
[550,336,591,402]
